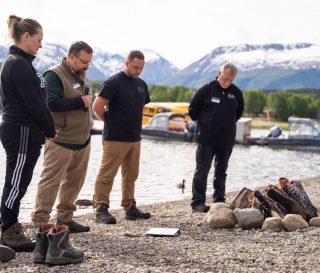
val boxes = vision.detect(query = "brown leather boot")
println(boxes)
[1,222,35,252]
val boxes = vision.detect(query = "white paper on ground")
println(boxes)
[146,227,180,237]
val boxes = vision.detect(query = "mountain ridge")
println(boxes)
[1,42,320,90]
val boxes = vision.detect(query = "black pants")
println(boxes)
[191,143,233,207]
[0,123,43,230]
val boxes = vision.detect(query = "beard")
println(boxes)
[76,68,87,76]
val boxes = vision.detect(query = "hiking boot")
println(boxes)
[1,222,36,252]
[125,207,151,220]
[45,225,84,265]
[33,223,55,264]
[56,219,90,233]
[95,204,116,224]
[192,203,210,213]
[0,244,15,262]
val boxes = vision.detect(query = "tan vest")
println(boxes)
[48,58,94,144]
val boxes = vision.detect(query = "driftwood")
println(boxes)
[75,199,94,206]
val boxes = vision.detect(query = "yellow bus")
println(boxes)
[143,102,190,125]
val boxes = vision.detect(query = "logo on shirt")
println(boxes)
[211,97,220,103]
[137,86,145,93]
[36,72,45,88]
[228,94,235,99]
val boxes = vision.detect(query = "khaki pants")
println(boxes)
[94,140,140,210]
[32,141,90,225]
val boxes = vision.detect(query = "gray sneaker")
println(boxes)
[95,204,117,224]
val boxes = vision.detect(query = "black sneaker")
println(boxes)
[192,203,210,213]
[56,219,90,233]
[125,207,151,220]
[95,205,117,224]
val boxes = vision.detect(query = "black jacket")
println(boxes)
[0,46,56,138]
[188,80,244,147]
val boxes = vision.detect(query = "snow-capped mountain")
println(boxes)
[1,42,320,89]
[140,49,180,84]
[0,43,180,85]
[165,43,320,89]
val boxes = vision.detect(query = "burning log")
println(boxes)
[230,187,256,210]
[231,177,317,221]
[265,185,309,220]
[253,191,287,218]
[277,178,318,219]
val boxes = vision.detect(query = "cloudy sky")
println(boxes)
[1,0,319,69]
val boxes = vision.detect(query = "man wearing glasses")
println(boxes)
[188,63,244,213]
[32,41,93,232]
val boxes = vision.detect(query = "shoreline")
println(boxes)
[1,175,320,273]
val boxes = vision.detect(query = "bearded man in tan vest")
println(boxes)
[32,41,94,233]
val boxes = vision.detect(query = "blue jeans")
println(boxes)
[191,143,233,207]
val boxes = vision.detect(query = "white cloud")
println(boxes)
[1,0,319,69]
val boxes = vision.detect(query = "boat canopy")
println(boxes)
[288,117,320,137]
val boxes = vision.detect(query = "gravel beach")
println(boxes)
[1,176,320,273]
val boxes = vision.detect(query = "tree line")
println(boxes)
[243,89,320,121]
[92,81,320,121]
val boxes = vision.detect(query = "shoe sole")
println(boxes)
[45,256,84,265]
[1,241,35,252]
[33,256,46,264]
[192,210,209,213]
[125,215,151,220]
[95,219,116,224]
[69,228,90,233]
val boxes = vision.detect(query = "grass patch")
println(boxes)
[251,117,289,130]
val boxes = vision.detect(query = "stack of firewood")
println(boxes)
[230,177,318,221]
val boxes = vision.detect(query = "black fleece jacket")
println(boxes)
[0,46,56,138]
[188,80,244,147]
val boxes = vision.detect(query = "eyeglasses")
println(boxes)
[75,55,93,66]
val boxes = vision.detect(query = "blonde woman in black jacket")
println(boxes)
[0,15,56,253]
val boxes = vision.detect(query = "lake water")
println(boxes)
[0,124,320,223]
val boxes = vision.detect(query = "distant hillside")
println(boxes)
[0,44,180,85]
[1,43,320,90]
[165,43,320,90]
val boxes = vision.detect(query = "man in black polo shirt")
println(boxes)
[188,63,244,213]
[93,50,151,224]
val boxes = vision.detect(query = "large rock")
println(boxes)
[261,217,283,231]
[204,204,236,229]
[234,208,264,230]
[309,216,320,227]
[209,202,230,211]
[281,214,309,231]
